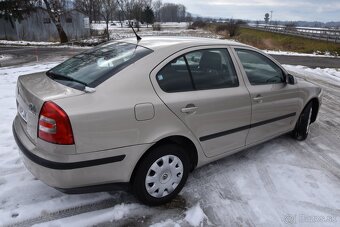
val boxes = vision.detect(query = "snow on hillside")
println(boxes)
[1,62,340,226]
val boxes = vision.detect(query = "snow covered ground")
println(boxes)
[1,61,340,226]
[0,40,59,46]
[264,50,338,58]
[91,22,188,31]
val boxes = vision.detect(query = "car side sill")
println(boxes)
[200,112,296,141]
[56,182,130,194]
[13,122,126,170]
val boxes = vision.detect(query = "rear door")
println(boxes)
[233,48,301,145]
[150,46,251,157]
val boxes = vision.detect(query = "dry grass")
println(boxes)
[233,27,340,56]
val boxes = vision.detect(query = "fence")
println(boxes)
[247,25,340,43]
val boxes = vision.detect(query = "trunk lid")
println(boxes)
[16,72,84,144]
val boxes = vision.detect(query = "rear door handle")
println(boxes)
[181,105,198,113]
[253,95,263,103]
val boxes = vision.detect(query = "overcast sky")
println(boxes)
[165,0,340,22]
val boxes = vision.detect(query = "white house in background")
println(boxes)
[0,8,90,42]
[124,20,139,27]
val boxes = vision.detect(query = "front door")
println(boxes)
[150,47,251,157]
[234,48,301,145]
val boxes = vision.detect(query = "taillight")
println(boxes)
[38,101,74,145]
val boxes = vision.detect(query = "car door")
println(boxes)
[150,47,251,158]
[233,47,301,145]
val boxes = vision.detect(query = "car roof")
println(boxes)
[119,36,249,51]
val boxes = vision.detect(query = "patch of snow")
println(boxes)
[0,40,90,49]
[283,65,340,85]
[0,40,58,46]
[91,22,188,31]
[32,203,140,227]
[264,50,338,58]
[149,219,181,227]
[185,203,207,226]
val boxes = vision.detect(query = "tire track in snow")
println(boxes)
[4,196,134,227]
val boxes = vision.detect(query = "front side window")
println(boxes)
[235,49,285,85]
[156,48,238,92]
[48,42,153,88]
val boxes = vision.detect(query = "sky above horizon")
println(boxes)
[164,0,340,22]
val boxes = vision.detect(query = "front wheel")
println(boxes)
[292,102,313,141]
[132,144,190,206]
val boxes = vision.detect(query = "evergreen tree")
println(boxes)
[143,5,154,28]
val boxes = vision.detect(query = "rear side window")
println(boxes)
[156,48,238,93]
[156,57,194,92]
[48,42,153,88]
[235,49,285,85]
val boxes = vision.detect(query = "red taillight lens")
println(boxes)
[38,101,74,145]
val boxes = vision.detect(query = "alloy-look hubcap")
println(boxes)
[145,155,183,198]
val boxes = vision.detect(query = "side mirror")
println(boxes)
[286,74,297,85]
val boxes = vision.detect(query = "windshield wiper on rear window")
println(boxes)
[46,71,88,87]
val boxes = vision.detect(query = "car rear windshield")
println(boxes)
[47,42,153,88]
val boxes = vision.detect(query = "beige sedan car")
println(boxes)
[13,37,322,205]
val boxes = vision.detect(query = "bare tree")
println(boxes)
[0,0,36,28]
[99,0,117,40]
[152,0,162,22]
[117,0,152,31]
[185,12,192,26]
[42,0,69,43]
[227,19,241,37]
[159,3,186,22]
[74,0,101,24]
[116,0,133,23]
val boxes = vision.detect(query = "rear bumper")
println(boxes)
[12,115,150,190]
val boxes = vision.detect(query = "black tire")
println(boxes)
[132,144,190,206]
[292,102,313,141]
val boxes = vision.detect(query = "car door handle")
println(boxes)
[181,105,198,113]
[253,95,263,103]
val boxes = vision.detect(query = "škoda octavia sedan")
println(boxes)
[13,37,322,205]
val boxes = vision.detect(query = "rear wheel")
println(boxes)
[132,144,189,206]
[292,102,313,141]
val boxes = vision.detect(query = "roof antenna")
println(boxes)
[129,22,142,42]
[116,0,141,43]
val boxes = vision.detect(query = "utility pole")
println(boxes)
[270,10,273,25]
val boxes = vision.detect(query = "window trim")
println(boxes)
[155,48,240,93]
[183,56,197,90]
[234,47,287,86]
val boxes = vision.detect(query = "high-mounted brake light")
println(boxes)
[38,101,74,145]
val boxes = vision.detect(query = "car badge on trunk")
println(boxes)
[28,103,36,115]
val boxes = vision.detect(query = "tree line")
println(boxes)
[0,0,189,43]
